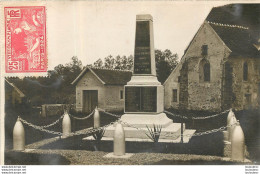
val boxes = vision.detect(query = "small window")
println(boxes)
[243,62,248,81]
[202,45,208,56]
[120,90,124,100]
[172,89,177,102]
[204,63,210,82]
[178,76,181,82]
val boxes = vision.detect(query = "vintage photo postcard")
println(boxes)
[0,0,259,168]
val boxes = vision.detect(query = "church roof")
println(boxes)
[206,4,260,33]
[206,4,260,58]
[71,67,132,85]
[208,22,259,57]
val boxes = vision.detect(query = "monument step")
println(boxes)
[120,112,174,128]
[103,123,185,140]
[83,129,196,143]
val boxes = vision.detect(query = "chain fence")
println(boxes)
[40,114,64,128]
[19,114,64,129]
[18,108,235,139]
[164,109,230,120]
[97,108,122,118]
[19,116,120,137]
[69,110,95,120]
[166,122,237,138]
[19,117,63,136]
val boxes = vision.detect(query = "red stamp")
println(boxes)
[5,6,47,73]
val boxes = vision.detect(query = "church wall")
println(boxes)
[227,57,260,110]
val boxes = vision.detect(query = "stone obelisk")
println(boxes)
[120,14,173,129]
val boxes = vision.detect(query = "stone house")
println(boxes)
[72,67,132,113]
[164,4,260,112]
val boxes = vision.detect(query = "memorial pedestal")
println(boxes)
[104,122,184,140]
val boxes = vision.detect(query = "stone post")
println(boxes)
[113,122,125,156]
[228,115,237,142]
[231,121,245,161]
[224,109,235,142]
[13,116,25,151]
[41,104,46,117]
[181,116,184,143]
[94,107,100,128]
[62,111,71,138]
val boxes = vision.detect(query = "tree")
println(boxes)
[104,55,115,69]
[114,55,122,69]
[155,49,178,83]
[93,58,103,68]
[7,56,84,106]
[90,49,178,83]
[126,55,134,71]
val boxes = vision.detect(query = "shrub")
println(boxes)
[145,124,162,143]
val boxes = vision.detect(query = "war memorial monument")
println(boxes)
[103,14,195,142]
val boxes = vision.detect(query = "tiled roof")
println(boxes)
[209,22,260,57]
[206,4,260,34]
[72,67,132,85]
[206,4,260,58]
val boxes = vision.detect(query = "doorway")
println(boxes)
[83,90,98,113]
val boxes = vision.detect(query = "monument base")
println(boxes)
[103,123,183,140]
[101,112,190,141]
[120,112,173,128]
[84,129,196,143]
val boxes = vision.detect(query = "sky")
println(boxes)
[46,1,230,70]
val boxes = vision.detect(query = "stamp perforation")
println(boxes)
[5,6,47,73]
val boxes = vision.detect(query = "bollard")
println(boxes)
[227,109,234,124]
[231,121,245,161]
[113,122,125,156]
[223,130,229,142]
[62,111,71,138]
[94,107,100,128]
[13,116,25,151]
[228,113,237,142]
[224,109,235,142]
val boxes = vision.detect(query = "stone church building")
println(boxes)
[164,4,260,112]
[72,67,132,113]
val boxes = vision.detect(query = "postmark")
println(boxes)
[5,6,47,73]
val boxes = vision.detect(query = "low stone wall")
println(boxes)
[41,104,67,117]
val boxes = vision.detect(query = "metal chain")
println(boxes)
[119,120,148,134]
[164,122,237,138]
[69,110,94,120]
[164,111,188,119]
[98,109,122,118]
[164,109,229,120]
[69,119,119,136]
[191,109,229,120]
[20,118,63,136]
[19,116,120,137]
[120,118,237,138]
[41,115,64,128]
[19,114,64,129]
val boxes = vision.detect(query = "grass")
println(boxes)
[4,106,260,164]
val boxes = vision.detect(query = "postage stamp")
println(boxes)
[5,6,47,73]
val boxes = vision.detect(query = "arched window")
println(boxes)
[243,62,248,81]
[204,63,210,82]
[199,59,210,82]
